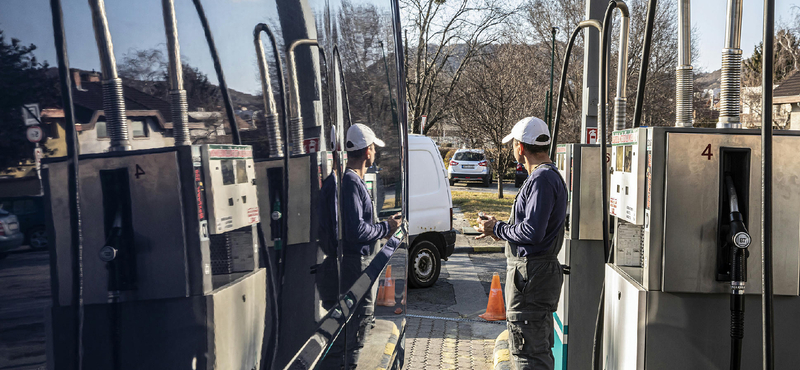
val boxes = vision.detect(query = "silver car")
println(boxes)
[447,149,493,187]
[0,209,24,259]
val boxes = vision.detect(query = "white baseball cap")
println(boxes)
[345,123,386,151]
[502,116,551,146]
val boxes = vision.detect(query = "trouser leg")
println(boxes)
[505,259,563,370]
[507,314,555,370]
[343,255,379,368]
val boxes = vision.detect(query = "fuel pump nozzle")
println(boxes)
[724,174,750,370]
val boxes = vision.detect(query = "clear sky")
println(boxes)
[692,0,799,72]
[1,0,798,92]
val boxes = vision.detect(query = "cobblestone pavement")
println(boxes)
[404,316,503,370]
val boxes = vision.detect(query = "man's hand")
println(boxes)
[475,214,500,241]
[386,212,402,235]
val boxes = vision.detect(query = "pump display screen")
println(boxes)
[220,159,250,185]
[610,129,647,225]
[623,146,633,173]
[221,160,235,185]
[236,160,248,184]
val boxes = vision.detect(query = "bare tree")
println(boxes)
[524,0,684,139]
[401,0,515,135]
[450,44,547,198]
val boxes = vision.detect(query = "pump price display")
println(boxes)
[610,128,647,225]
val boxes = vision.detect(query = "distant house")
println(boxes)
[428,121,469,148]
[40,69,254,153]
[67,69,207,153]
[1,69,253,179]
[773,72,800,130]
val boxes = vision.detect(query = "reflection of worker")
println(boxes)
[317,152,340,311]
[331,123,401,368]
[475,117,567,370]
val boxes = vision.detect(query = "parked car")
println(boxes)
[447,149,493,187]
[407,134,456,288]
[0,196,47,250]
[515,162,528,188]
[0,209,25,259]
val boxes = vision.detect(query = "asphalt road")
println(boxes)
[0,247,49,370]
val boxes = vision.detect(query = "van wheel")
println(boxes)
[409,240,441,289]
[28,226,48,250]
[482,176,490,187]
[449,179,455,187]
[515,179,521,188]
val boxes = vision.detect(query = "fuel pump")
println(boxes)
[45,1,268,368]
[601,2,800,369]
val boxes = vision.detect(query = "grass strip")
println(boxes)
[451,190,514,227]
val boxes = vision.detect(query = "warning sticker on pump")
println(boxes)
[612,129,639,146]
[247,207,261,224]
[207,145,254,159]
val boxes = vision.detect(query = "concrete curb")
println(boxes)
[454,246,504,254]
[375,322,400,370]
[493,330,513,370]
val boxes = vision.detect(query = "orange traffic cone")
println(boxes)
[401,280,407,305]
[479,272,506,321]
[377,282,386,305]
[395,280,407,314]
[379,266,397,306]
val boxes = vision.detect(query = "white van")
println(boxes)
[407,135,456,288]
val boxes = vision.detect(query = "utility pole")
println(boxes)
[547,27,558,129]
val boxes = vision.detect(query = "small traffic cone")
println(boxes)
[395,280,407,314]
[379,266,396,306]
[377,282,386,305]
[479,272,506,321]
[401,280,407,305]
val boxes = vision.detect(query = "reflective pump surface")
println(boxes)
[0,0,408,369]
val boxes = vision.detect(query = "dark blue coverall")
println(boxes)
[493,162,567,370]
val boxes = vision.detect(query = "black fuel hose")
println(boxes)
[730,254,745,370]
[48,0,85,368]
[633,0,658,128]
[549,20,602,160]
[252,23,288,368]
[760,0,775,368]
[257,223,280,370]
[725,175,748,370]
[191,0,241,145]
[253,23,290,313]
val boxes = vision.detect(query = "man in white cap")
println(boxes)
[475,116,567,370]
[333,123,400,368]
